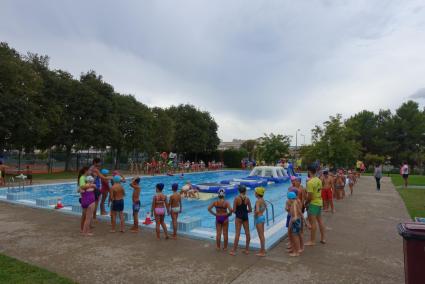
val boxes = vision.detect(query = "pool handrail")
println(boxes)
[264,199,275,226]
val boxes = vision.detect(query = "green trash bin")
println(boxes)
[397,222,425,284]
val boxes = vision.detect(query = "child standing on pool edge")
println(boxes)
[254,187,267,257]
[110,175,125,233]
[129,177,141,233]
[230,185,252,256]
[169,183,182,239]
[208,188,232,251]
[151,183,169,240]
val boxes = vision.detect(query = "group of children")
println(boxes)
[207,185,267,257]
[76,158,362,259]
[284,166,359,257]
[77,159,183,239]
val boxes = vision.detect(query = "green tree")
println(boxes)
[109,94,154,168]
[256,133,290,164]
[240,139,257,159]
[167,104,219,159]
[391,101,425,166]
[222,148,248,168]
[0,43,44,166]
[306,115,360,168]
[345,110,377,157]
[152,107,175,152]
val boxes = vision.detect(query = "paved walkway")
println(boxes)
[0,176,409,283]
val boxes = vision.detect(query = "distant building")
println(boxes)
[218,139,246,151]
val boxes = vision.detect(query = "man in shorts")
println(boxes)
[305,165,326,246]
[321,170,335,213]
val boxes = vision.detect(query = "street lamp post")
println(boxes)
[295,129,300,158]
[295,129,300,149]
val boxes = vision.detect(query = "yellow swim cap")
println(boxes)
[255,187,265,196]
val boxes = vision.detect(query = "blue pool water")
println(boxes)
[1,170,307,249]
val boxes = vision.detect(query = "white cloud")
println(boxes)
[1,0,425,142]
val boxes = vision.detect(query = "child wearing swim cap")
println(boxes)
[254,187,267,257]
[129,177,141,233]
[151,183,169,240]
[208,188,232,251]
[110,175,125,233]
[288,191,304,257]
[169,183,182,239]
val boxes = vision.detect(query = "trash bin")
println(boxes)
[397,222,425,284]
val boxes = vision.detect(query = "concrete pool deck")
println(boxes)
[0,176,409,283]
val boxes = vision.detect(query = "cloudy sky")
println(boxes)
[2,0,425,144]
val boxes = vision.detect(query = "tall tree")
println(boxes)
[307,115,360,168]
[0,43,43,161]
[152,107,175,153]
[391,101,425,166]
[256,133,290,164]
[109,94,154,168]
[167,104,219,159]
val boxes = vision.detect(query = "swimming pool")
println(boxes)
[0,170,306,249]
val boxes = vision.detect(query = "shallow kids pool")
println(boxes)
[0,170,306,249]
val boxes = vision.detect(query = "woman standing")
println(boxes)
[374,164,383,191]
[400,162,409,189]
[230,185,252,256]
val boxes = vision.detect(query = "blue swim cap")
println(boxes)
[156,183,164,191]
[101,169,109,175]
[113,175,121,183]
[287,191,297,200]
[172,183,178,191]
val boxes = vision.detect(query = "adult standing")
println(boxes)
[374,164,383,191]
[305,165,326,246]
[0,160,9,186]
[88,158,109,220]
[400,162,409,189]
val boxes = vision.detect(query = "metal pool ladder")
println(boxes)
[264,200,275,226]
[7,177,25,190]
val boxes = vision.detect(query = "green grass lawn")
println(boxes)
[32,171,77,180]
[391,174,425,187]
[388,174,425,219]
[5,171,77,181]
[396,188,425,219]
[0,254,74,283]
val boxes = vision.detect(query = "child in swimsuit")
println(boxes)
[230,185,252,256]
[77,167,96,236]
[99,169,110,216]
[348,171,355,195]
[169,183,182,239]
[208,188,232,251]
[129,177,141,233]
[110,175,125,233]
[288,191,303,257]
[254,187,267,257]
[335,171,345,200]
[151,183,169,240]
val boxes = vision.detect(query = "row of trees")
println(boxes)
[0,42,220,169]
[301,101,425,169]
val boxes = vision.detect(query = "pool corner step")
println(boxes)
[170,216,202,232]
[35,196,62,207]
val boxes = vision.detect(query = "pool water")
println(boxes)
[1,170,307,249]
